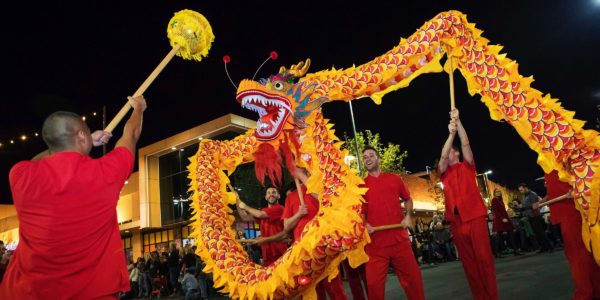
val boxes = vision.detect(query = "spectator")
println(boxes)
[129,262,140,297]
[518,183,553,253]
[181,268,200,300]
[167,243,181,295]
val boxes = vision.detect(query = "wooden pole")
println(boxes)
[448,47,456,110]
[372,223,405,232]
[294,177,306,206]
[105,45,181,133]
[538,192,574,208]
[236,239,255,244]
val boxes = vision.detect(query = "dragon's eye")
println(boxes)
[273,81,284,90]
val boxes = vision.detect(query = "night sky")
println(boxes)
[1,1,599,203]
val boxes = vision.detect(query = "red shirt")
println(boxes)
[362,172,410,248]
[0,147,134,299]
[440,161,487,223]
[545,171,579,225]
[258,204,288,265]
[282,186,320,241]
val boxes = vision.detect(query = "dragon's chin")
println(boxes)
[237,89,293,141]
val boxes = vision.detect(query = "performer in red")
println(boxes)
[342,259,367,300]
[438,109,497,300]
[490,188,521,257]
[282,167,347,300]
[237,186,289,266]
[0,96,147,299]
[534,171,600,300]
[361,146,425,300]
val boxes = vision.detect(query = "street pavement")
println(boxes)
[148,248,574,299]
[348,249,573,300]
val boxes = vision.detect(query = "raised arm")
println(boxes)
[115,95,147,155]
[451,109,474,165]
[283,204,308,232]
[439,120,457,174]
[237,196,268,219]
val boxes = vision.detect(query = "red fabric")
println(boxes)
[452,217,498,300]
[342,260,366,300]
[365,239,424,300]
[253,143,282,186]
[281,186,347,299]
[315,272,348,300]
[362,172,410,248]
[560,210,600,299]
[440,161,487,223]
[0,148,134,300]
[490,196,513,232]
[544,171,580,225]
[258,204,288,266]
[282,185,319,241]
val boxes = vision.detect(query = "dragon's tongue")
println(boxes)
[261,111,278,124]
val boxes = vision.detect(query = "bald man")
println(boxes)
[0,96,146,299]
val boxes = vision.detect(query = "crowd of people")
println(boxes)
[123,244,210,300]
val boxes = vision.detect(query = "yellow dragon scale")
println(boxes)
[189,10,600,299]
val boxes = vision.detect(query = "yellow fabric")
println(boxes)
[189,9,600,299]
[167,9,214,62]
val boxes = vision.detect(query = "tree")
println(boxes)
[342,130,408,177]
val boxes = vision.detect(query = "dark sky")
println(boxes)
[1,1,599,203]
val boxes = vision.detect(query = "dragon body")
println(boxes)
[188,10,600,299]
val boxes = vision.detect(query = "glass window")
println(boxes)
[158,131,246,225]
[121,235,133,264]
[142,229,176,254]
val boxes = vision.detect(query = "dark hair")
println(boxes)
[265,185,280,194]
[518,183,528,189]
[362,145,378,156]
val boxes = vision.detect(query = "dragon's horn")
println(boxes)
[279,59,311,78]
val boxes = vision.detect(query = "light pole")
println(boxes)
[348,100,362,173]
[482,170,492,200]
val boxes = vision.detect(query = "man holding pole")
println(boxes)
[438,108,497,300]
[281,167,347,300]
[361,146,425,300]
[0,96,147,299]
[534,171,600,299]
[236,186,289,266]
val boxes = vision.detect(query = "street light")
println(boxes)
[480,170,492,200]
[344,155,356,166]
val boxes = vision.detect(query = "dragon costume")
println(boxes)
[187,10,600,299]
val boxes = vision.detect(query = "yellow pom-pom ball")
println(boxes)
[167,9,214,62]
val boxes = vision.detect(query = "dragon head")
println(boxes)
[236,59,329,143]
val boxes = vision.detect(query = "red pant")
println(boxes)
[560,213,600,300]
[452,217,498,300]
[365,238,425,300]
[316,272,347,300]
[342,259,367,300]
